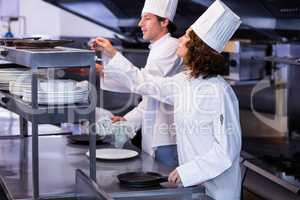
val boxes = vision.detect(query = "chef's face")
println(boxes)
[176,28,192,57]
[138,13,168,42]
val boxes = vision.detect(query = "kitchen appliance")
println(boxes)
[223,40,268,81]
[242,138,300,199]
[262,154,300,182]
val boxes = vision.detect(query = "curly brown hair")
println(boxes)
[184,30,227,79]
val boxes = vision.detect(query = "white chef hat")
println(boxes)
[141,0,178,22]
[191,0,241,53]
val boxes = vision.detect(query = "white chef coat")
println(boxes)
[101,33,182,155]
[103,52,242,200]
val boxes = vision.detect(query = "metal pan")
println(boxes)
[117,172,169,188]
[0,37,41,46]
[13,39,74,48]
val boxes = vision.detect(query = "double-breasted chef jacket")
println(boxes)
[103,52,242,200]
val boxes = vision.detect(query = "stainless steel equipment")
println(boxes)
[224,41,268,81]
[0,45,97,200]
[0,46,94,67]
[0,136,207,200]
[273,43,300,136]
[241,138,300,200]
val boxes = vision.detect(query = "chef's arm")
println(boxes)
[144,47,182,77]
[177,88,241,187]
[101,56,181,94]
[101,45,181,94]
[123,100,146,132]
[94,37,181,78]
[104,52,178,105]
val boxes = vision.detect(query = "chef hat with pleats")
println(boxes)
[191,0,241,53]
[141,0,178,22]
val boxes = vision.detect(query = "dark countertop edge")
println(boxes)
[241,150,300,194]
[0,175,14,200]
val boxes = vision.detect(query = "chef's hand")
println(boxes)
[168,169,181,185]
[111,116,126,123]
[96,63,104,75]
[93,37,117,58]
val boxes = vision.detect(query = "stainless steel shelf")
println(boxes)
[0,46,94,68]
[0,91,93,124]
[0,46,97,200]
[252,56,300,66]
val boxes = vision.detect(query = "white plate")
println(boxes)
[22,96,88,105]
[22,94,88,101]
[23,87,88,94]
[22,96,88,101]
[86,148,139,160]
[39,79,77,92]
[22,91,88,98]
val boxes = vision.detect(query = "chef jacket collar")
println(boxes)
[148,33,171,50]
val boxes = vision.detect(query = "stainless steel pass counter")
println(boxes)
[0,135,209,200]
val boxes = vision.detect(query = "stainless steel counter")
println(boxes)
[0,59,11,65]
[241,138,300,199]
[0,135,206,200]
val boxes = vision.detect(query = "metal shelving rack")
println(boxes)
[0,46,97,200]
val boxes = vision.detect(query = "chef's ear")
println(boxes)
[160,18,170,29]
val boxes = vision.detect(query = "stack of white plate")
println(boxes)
[0,68,31,90]
[9,77,32,96]
[22,79,89,105]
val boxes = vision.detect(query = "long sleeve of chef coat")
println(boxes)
[103,35,181,130]
[101,33,182,93]
[176,85,242,187]
[104,52,180,105]
[123,100,146,132]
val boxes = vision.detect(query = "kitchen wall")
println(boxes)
[59,9,114,38]
[0,0,114,38]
